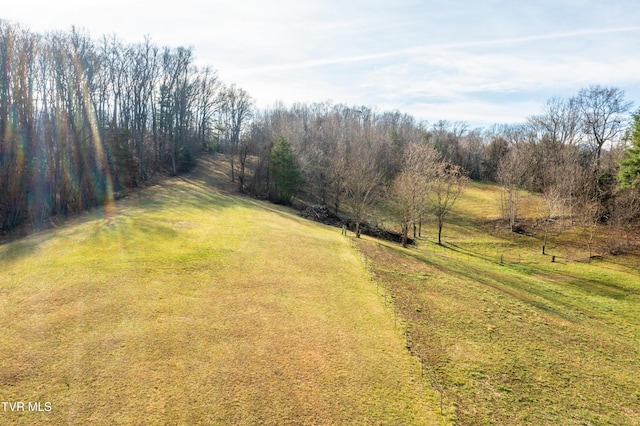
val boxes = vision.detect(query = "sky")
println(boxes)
[3,0,640,129]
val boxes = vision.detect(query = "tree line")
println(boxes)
[0,21,250,233]
[492,88,639,255]
[2,21,639,249]
[234,103,469,246]
[229,93,638,250]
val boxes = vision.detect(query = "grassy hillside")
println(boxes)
[0,156,445,425]
[357,182,640,425]
[3,158,638,425]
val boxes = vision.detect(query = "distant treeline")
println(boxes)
[1,20,638,240]
[238,93,638,240]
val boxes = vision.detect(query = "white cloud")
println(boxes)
[3,0,640,126]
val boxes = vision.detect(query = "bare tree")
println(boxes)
[608,188,640,249]
[157,46,195,175]
[530,96,582,148]
[404,143,441,236]
[578,86,632,173]
[496,148,528,232]
[524,96,584,194]
[218,84,253,185]
[194,66,221,152]
[539,184,564,255]
[429,119,468,166]
[428,163,468,245]
[329,148,348,215]
[127,37,159,181]
[389,172,420,247]
[389,143,441,247]
[345,140,384,238]
[388,143,440,247]
[577,198,603,262]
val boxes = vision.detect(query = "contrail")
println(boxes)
[237,26,640,75]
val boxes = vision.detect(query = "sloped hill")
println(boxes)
[0,155,446,425]
[356,181,640,425]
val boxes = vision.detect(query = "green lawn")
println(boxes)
[357,182,640,425]
[3,159,638,425]
[0,157,445,425]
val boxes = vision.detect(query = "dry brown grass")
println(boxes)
[0,155,444,425]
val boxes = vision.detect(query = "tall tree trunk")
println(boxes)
[402,224,408,248]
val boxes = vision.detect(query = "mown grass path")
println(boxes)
[0,157,444,425]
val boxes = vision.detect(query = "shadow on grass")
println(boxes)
[0,238,41,263]
[361,232,640,426]
[0,177,239,265]
[142,179,238,213]
[90,215,180,242]
[441,236,640,300]
[0,154,248,266]
[396,242,584,323]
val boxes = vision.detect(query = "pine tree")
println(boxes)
[617,109,640,189]
[269,137,301,204]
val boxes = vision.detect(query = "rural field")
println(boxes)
[1,155,639,425]
[2,7,639,426]
[356,182,640,424]
[0,156,445,425]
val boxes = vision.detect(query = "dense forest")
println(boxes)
[1,21,639,248]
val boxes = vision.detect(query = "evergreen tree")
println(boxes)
[617,109,640,189]
[269,137,301,204]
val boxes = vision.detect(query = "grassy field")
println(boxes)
[0,156,445,425]
[356,182,640,425]
[2,161,639,425]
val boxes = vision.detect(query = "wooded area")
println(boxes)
[238,94,639,252]
[0,22,229,232]
[1,21,639,247]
